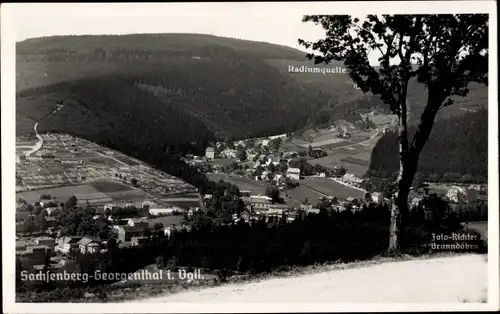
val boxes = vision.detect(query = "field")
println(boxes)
[16,132,195,205]
[90,180,136,193]
[284,121,383,177]
[16,180,156,206]
[17,184,113,205]
[114,155,141,166]
[207,173,269,195]
[312,141,377,177]
[285,185,325,207]
[303,137,347,149]
[300,178,366,200]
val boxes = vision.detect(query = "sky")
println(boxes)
[12,4,324,51]
[7,3,379,62]
[4,2,496,66]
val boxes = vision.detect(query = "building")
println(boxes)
[78,237,100,254]
[56,236,83,255]
[341,173,364,185]
[127,218,150,229]
[149,207,177,216]
[250,196,272,210]
[286,167,301,180]
[220,149,237,159]
[205,147,215,160]
[371,192,383,204]
[306,208,321,215]
[35,236,56,248]
[267,204,288,216]
[117,226,145,243]
[300,204,320,215]
[16,244,52,268]
[345,197,358,205]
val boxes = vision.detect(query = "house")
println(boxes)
[261,140,269,147]
[300,204,313,211]
[267,204,288,216]
[78,237,100,254]
[220,149,237,159]
[332,205,347,212]
[345,197,359,205]
[371,192,383,204]
[149,207,176,216]
[205,147,215,160]
[306,208,321,215]
[35,236,56,248]
[127,218,149,229]
[341,173,363,185]
[117,226,146,242]
[286,168,301,180]
[56,236,82,255]
[250,196,272,210]
[17,245,52,268]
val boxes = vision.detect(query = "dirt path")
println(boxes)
[134,254,487,303]
[24,123,43,157]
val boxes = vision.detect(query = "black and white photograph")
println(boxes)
[1,1,498,312]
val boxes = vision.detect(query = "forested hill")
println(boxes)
[17,34,487,135]
[367,109,488,182]
[16,34,343,142]
[16,34,488,189]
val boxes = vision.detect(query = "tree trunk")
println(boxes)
[388,87,443,254]
[388,200,400,253]
[388,93,409,254]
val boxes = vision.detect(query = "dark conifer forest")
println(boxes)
[368,109,488,182]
